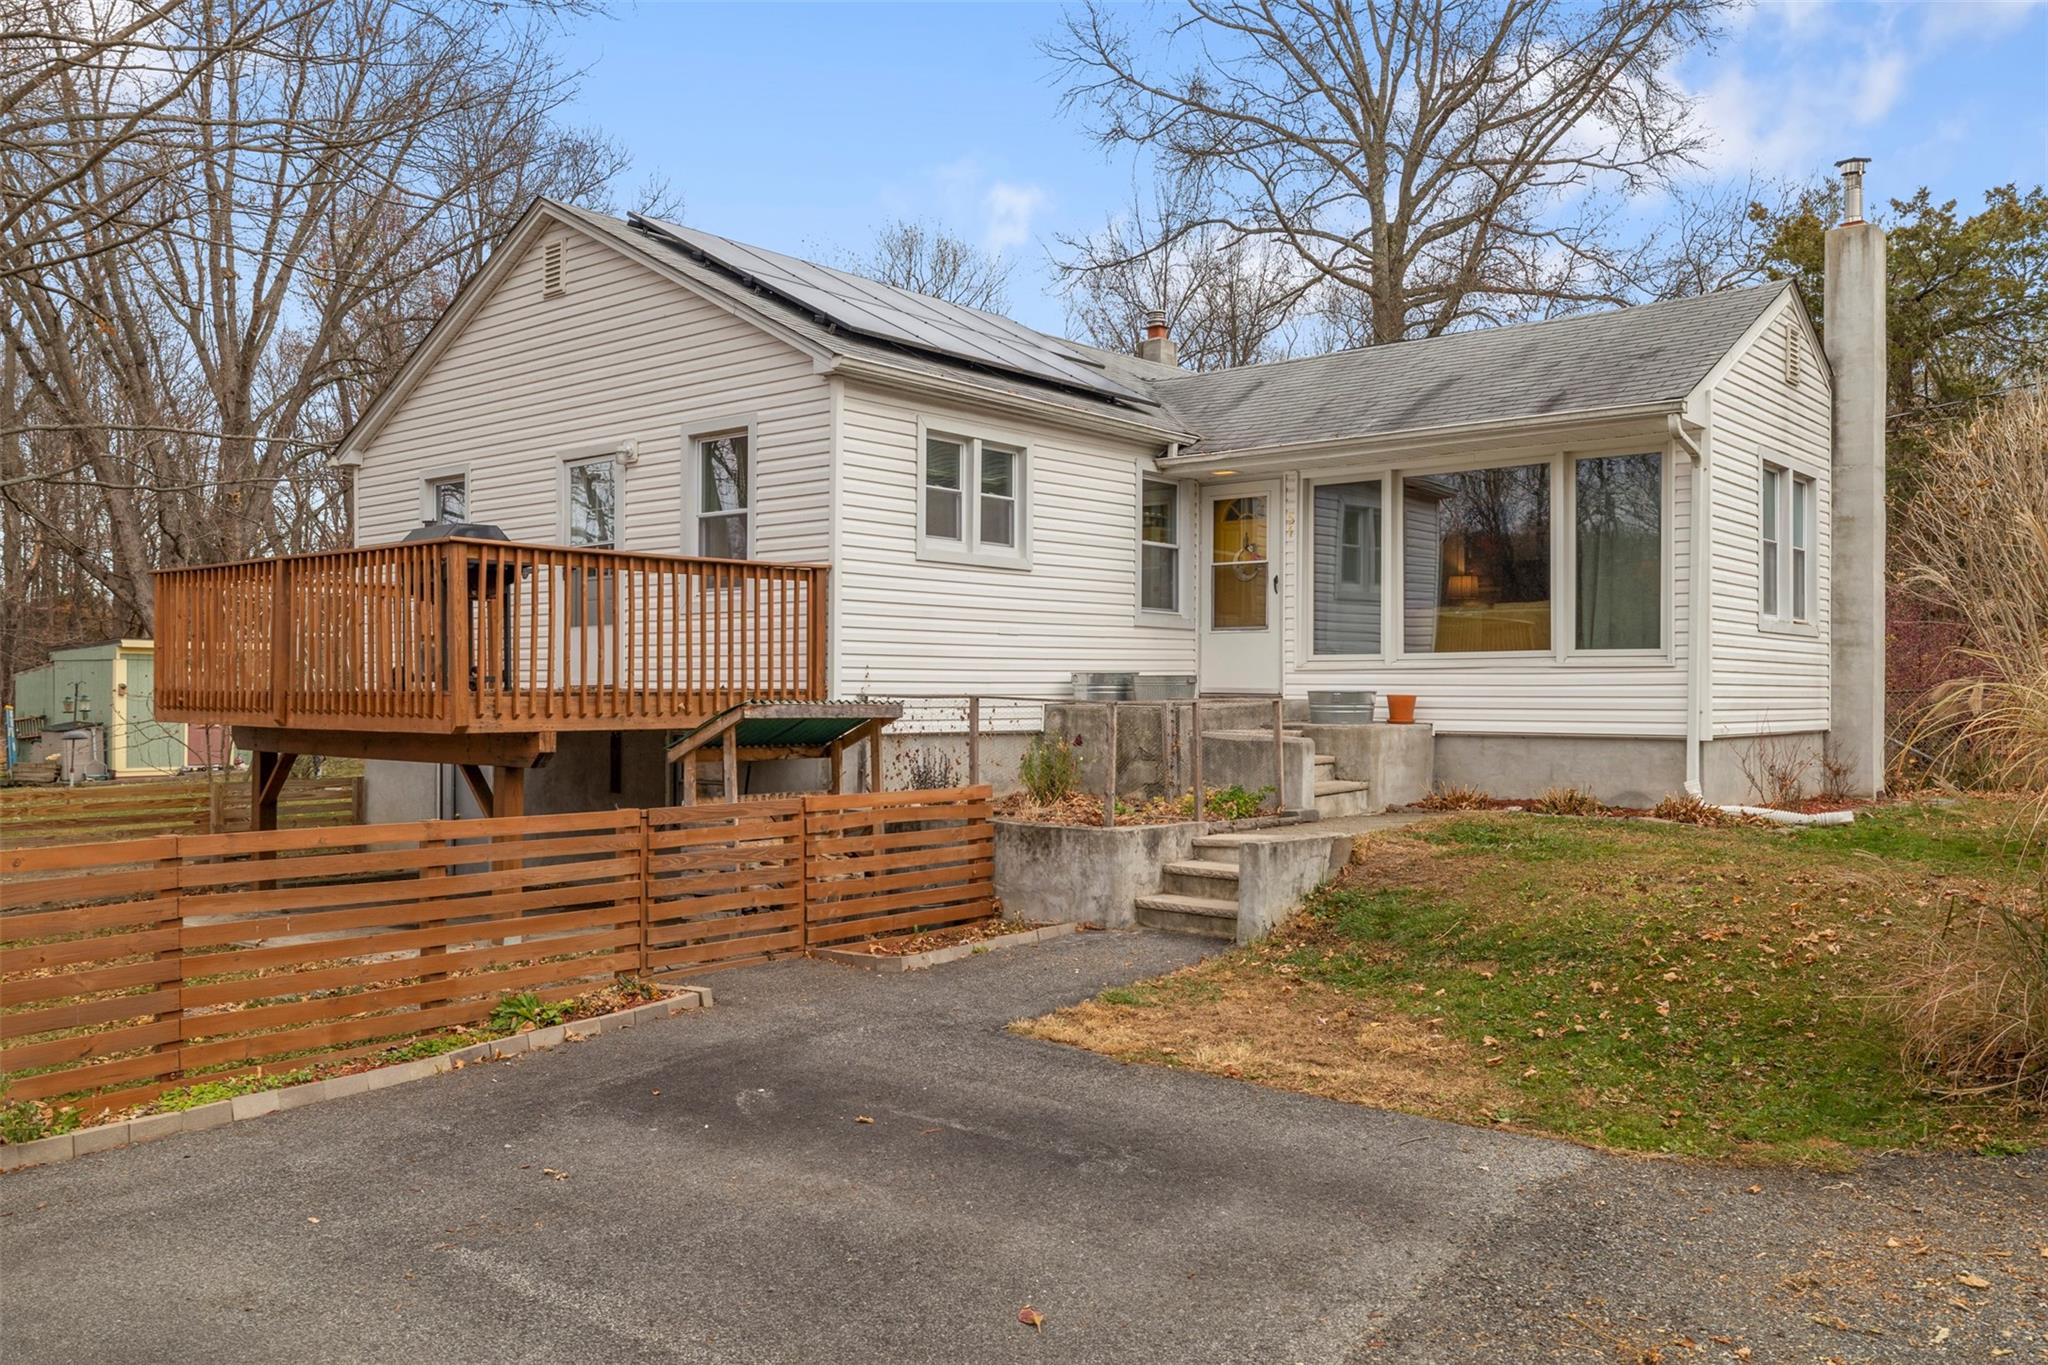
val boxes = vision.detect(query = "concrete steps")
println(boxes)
[1313,778,1373,818]
[1132,891,1239,938]
[1159,858,1240,898]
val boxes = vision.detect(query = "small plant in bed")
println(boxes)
[489,991,572,1033]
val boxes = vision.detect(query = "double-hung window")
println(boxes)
[564,452,618,626]
[920,428,1027,565]
[1139,477,1181,614]
[695,430,750,559]
[1760,459,1816,627]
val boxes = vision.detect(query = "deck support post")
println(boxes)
[721,728,738,801]
[492,765,524,819]
[867,723,882,793]
[251,749,295,832]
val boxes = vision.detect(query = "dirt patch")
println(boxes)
[994,793,1189,827]
[1016,960,1514,1120]
[833,918,1059,957]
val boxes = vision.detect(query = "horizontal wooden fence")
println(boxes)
[0,777,364,845]
[1,787,993,1114]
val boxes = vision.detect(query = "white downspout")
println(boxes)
[1676,409,1711,798]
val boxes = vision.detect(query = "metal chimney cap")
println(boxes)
[1835,156,1873,223]
[1143,307,1169,339]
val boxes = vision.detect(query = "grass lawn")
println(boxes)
[1019,798,2045,1166]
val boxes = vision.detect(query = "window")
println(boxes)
[1573,453,1661,650]
[1210,494,1269,630]
[1311,480,1383,655]
[696,430,749,559]
[1402,463,1551,653]
[425,474,466,524]
[564,453,617,626]
[918,428,1028,564]
[1760,459,1816,626]
[979,445,1018,547]
[1139,478,1180,614]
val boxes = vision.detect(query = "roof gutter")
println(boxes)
[828,354,1199,447]
[1157,399,1690,470]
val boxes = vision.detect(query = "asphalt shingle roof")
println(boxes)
[560,202,1787,457]
[1149,282,1791,455]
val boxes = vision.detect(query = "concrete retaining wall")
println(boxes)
[1230,834,1352,944]
[993,820,1199,928]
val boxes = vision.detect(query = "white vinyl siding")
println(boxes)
[838,384,1195,724]
[351,222,832,563]
[1707,293,1833,736]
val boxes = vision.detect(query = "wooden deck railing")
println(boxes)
[154,539,828,733]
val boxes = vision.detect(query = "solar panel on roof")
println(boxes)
[628,215,1153,405]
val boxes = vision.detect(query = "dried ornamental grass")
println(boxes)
[1879,890,2048,1107]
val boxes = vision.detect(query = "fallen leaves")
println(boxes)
[1955,1272,1992,1290]
[541,1168,569,1181]
[854,1115,874,1125]
[1017,1305,1045,1332]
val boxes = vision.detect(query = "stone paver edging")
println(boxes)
[0,984,714,1174]
[813,922,1082,972]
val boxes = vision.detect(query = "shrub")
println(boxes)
[0,1100,79,1145]
[1530,785,1602,816]
[1416,783,1490,811]
[1651,792,1726,826]
[1202,784,1272,822]
[1018,733,1082,804]
[1879,892,2048,1107]
[490,991,570,1033]
[904,747,955,790]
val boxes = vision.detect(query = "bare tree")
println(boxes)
[1054,174,1311,369]
[843,219,1011,311]
[1,0,649,639]
[1046,0,1734,345]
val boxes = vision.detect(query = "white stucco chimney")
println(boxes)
[1137,308,1178,366]
[1823,155,1887,795]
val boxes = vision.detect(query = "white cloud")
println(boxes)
[1919,0,2045,44]
[983,181,1049,253]
[1853,48,1908,122]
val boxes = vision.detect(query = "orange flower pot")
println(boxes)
[1386,694,1417,724]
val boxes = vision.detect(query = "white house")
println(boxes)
[331,162,1887,817]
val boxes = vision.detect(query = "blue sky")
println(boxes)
[556,1,2048,334]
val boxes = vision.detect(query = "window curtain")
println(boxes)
[1574,454,1661,650]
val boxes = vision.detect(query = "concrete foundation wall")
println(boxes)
[993,821,1200,927]
[1701,731,1829,806]
[1433,735,1688,808]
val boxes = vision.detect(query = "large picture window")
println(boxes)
[1311,479,1383,655]
[1139,478,1180,613]
[919,428,1028,565]
[1573,453,1661,650]
[1401,463,1551,653]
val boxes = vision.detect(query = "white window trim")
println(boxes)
[1758,453,1820,637]
[558,441,626,549]
[1558,449,1673,662]
[1299,474,1390,662]
[1134,469,1193,626]
[914,416,1032,570]
[419,464,471,526]
[682,414,759,560]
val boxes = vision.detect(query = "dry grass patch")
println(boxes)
[1016,960,1513,1119]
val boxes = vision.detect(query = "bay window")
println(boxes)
[919,427,1028,565]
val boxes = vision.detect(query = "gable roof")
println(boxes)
[1150,282,1793,456]
[338,199,1797,468]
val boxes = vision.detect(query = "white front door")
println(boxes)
[1199,481,1282,693]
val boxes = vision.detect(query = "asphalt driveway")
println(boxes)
[3,929,2041,1363]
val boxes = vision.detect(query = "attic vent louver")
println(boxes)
[542,240,566,298]
[1783,317,1800,387]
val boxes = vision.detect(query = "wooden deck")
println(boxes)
[153,538,829,736]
